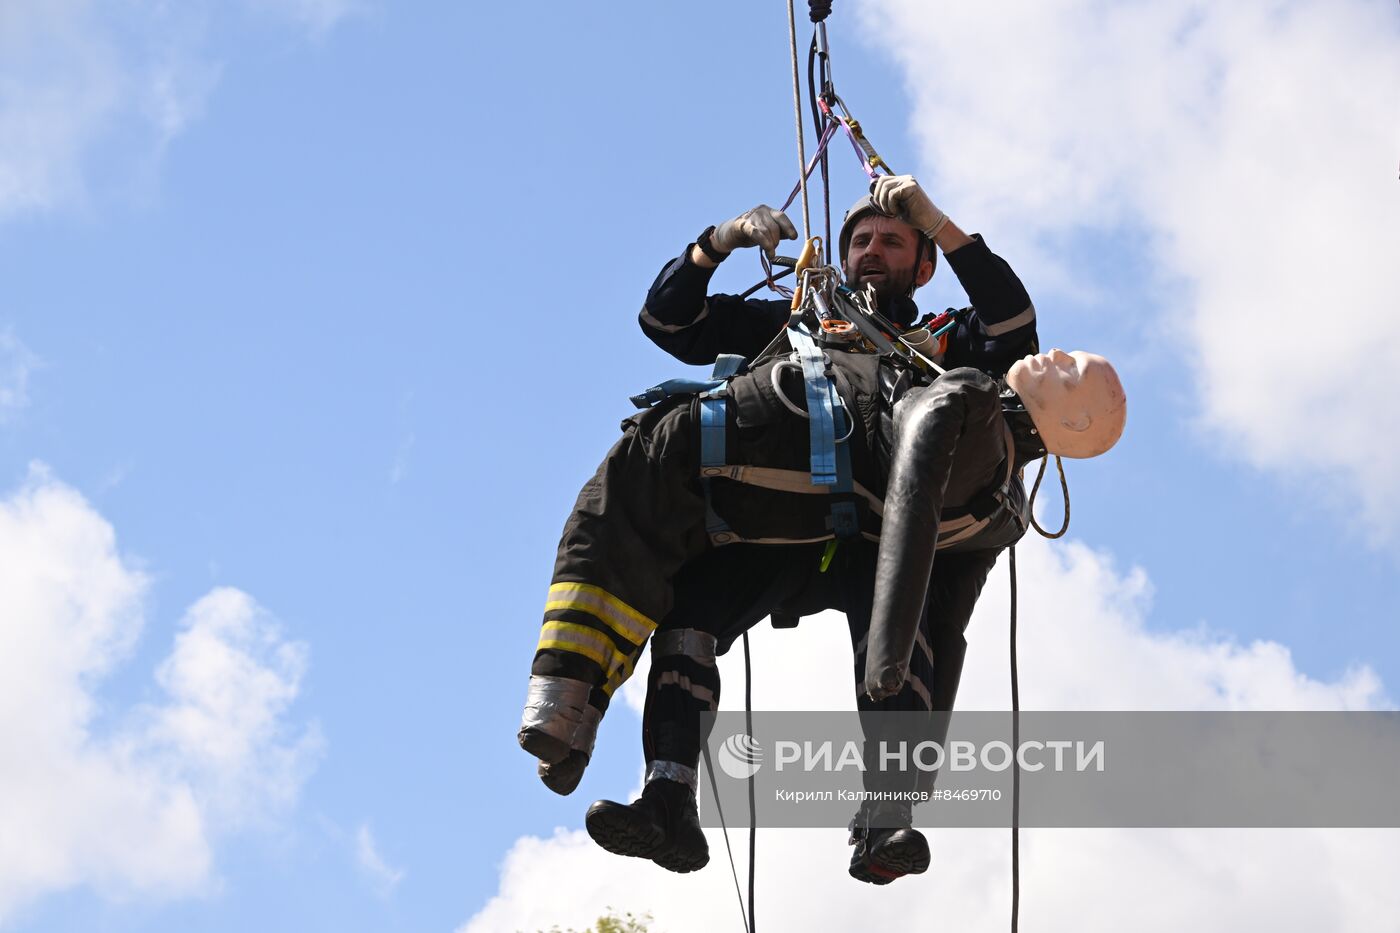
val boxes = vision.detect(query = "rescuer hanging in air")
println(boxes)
[517,169,1125,882]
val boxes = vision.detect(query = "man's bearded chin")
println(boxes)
[845,266,919,317]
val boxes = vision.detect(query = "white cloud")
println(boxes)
[389,432,415,486]
[144,587,321,825]
[0,2,207,218]
[355,823,405,897]
[248,0,362,37]
[466,534,1394,932]
[0,0,353,220]
[0,330,39,418]
[851,0,1400,536]
[0,465,319,922]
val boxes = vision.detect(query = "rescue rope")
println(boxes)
[745,633,757,933]
[702,738,752,933]
[1013,452,1068,928]
[807,28,833,249]
[1028,455,1070,539]
[1009,546,1021,932]
[786,0,811,242]
[710,634,760,933]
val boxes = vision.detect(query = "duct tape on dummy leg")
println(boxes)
[519,674,604,796]
[537,702,603,796]
[519,673,604,796]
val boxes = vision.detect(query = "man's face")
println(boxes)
[842,214,933,304]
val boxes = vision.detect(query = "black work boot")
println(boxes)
[585,778,710,873]
[847,800,930,885]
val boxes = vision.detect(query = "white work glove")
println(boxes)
[869,174,950,240]
[711,205,799,257]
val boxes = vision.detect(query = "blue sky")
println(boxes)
[1,2,1397,931]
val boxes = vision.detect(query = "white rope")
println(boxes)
[786,0,811,241]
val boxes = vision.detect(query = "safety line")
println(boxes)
[702,740,752,933]
[1009,546,1021,933]
[745,632,757,933]
[786,0,811,241]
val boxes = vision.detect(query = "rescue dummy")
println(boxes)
[580,347,1126,881]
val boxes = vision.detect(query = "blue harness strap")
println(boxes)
[697,354,745,542]
[829,418,860,539]
[785,325,860,539]
[698,354,744,468]
[787,324,841,486]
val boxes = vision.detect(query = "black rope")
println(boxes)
[808,0,832,23]
[700,741,751,933]
[1009,546,1021,932]
[739,266,794,300]
[807,36,833,255]
[1028,455,1070,539]
[744,632,756,933]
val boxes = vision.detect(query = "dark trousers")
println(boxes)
[643,541,1001,794]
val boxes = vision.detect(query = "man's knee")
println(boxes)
[894,367,999,433]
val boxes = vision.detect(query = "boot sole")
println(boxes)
[585,800,665,860]
[850,831,930,885]
[652,839,710,874]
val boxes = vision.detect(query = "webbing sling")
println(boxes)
[786,325,839,485]
[786,325,860,538]
[698,355,746,543]
[631,371,733,410]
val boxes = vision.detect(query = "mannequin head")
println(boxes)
[1006,349,1126,458]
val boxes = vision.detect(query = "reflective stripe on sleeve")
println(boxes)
[640,301,712,334]
[983,303,1036,337]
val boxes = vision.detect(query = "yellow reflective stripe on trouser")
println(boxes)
[545,582,656,647]
[537,621,635,687]
[602,665,629,698]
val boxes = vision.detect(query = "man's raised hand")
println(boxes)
[711,205,799,258]
[869,175,950,240]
